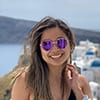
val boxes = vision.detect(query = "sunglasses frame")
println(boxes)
[40,37,67,51]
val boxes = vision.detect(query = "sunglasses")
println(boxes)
[40,38,67,51]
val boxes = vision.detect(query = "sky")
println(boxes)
[0,0,100,31]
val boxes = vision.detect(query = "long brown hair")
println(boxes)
[24,16,76,100]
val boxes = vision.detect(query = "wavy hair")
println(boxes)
[24,16,76,100]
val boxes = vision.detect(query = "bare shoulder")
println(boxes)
[79,74,89,84]
[78,74,90,89]
[13,71,26,86]
[11,71,30,100]
[78,74,93,99]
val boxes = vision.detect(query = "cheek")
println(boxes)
[40,48,48,61]
[64,45,71,58]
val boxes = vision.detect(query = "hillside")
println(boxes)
[0,16,37,44]
[0,16,100,44]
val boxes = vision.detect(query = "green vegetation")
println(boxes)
[0,72,13,100]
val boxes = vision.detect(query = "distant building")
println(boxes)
[72,40,100,99]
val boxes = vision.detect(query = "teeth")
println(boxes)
[51,54,61,58]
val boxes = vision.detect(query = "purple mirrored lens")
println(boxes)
[57,38,67,48]
[42,40,52,51]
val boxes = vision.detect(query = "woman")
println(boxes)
[11,16,92,100]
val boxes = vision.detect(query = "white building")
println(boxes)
[72,40,100,99]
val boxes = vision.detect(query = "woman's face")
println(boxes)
[40,27,71,66]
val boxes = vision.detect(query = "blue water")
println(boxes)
[0,44,23,77]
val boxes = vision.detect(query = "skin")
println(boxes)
[11,27,92,100]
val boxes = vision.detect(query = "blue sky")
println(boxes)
[0,0,100,31]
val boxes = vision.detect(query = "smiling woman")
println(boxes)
[11,16,92,100]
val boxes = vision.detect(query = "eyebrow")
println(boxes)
[41,37,68,43]
[42,36,65,40]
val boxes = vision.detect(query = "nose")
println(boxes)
[51,43,59,51]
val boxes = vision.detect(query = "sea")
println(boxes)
[0,44,23,77]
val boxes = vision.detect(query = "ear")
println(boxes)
[70,48,74,53]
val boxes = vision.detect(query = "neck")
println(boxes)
[48,64,69,100]
[48,64,65,81]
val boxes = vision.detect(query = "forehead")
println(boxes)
[41,27,68,40]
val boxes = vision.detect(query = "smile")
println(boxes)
[51,54,62,59]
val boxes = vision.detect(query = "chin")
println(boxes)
[48,62,64,66]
